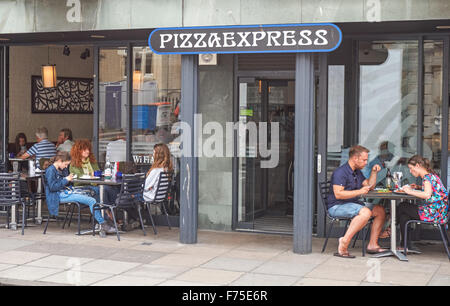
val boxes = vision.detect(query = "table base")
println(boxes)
[371,250,408,261]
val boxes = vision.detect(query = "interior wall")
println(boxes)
[9,45,93,144]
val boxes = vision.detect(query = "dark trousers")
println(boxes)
[397,202,420,246]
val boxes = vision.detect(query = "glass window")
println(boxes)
[423,41,443,175]
[99,47,128,163]
[327,65,345,177]
[359,41,419,186]
[131,47,181,215]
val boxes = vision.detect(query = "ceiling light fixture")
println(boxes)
[436,25,450,30]
[41,46,56,88]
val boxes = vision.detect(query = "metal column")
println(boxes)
[179,55,198,244]
[293,53,315,254]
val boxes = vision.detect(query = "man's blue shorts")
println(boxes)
[328,202,375,219]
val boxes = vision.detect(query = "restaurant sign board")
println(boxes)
[149,23,342,55]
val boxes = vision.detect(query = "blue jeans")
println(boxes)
[60,193,104,224]
[328,202,375,219]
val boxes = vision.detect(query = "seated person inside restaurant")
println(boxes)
[14,132,29,157]
[327,145,387,258]
[396,155,448,251]
[20,126,56,169]
[43,151,115,235]
[56,128,74,153]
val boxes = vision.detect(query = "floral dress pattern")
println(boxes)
[419,173,449,224]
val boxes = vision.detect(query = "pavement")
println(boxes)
[0,222,447,286]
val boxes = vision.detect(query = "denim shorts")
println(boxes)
[328,202,375,219]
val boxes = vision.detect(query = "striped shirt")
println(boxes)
[26,139,57,169]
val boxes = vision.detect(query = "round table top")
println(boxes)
[362,190,418,201]
[73,177,122,186]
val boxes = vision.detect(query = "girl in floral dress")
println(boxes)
[398,155,449,249]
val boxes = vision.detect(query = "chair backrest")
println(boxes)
[116,173,145,207]
[153,172,172,203]
[0,173,23,206]
[318,181,332,217]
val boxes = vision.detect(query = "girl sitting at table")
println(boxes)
[43,151,115,235]
[397,155,449,250]
[143,143,173,202]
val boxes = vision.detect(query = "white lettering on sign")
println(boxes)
[156,29,334,50]
[66,0,81,23]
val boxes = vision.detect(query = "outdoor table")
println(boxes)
[362,191,420,262]
[72,177,122,235]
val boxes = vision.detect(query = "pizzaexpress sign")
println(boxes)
[149,23,342,55]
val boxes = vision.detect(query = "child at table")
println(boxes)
[397,155,448,250]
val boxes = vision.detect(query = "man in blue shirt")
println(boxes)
[328,145,387,258]
[20,126,56,169]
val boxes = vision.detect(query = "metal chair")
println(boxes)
[0,173,27,235]
[319,181,372,256]
[145,171,173,235]
[404,219,450,261]
[41,173,85,235]
[92,173,146,241]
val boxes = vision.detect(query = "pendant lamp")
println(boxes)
[42,46,57,88]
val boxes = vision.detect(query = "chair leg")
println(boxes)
[68,203,75,228]
[21,203,25,235]
[6,207,10,229]
[136,205,147,236]
[109,207,120,241]
[404,221,411,258]
[77,204,81,236]
[160,202,171,230]
[322,220,335,253]
[352,230,360,249]
[362,226,367,257]
[62,204,72,229]
[438,224,450,261]
[146,203,157,235]
[43,216,50,234]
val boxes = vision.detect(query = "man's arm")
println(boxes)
[362,164,381,189]
[333,185,370,200]
[20,152,30,160]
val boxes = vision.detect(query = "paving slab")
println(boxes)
[0,265,62,281]
[175,267,243,285]
[231,273,298,286]
[295,277,361,286]
[40,271,113,286]
[151,253,218,267]
[25,255,94,270]
[201,257,264,272]
[79,259,141,275]
[123,264,191,279]
[253,260,318,277]
[0,251,50,265]
[92,275,166,286]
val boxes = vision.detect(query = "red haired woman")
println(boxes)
[69,140,119,223]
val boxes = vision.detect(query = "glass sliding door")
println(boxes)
[237,78,294,232]
[98,47,128,163]
[237,78,265,228]
[359,41,419,187]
